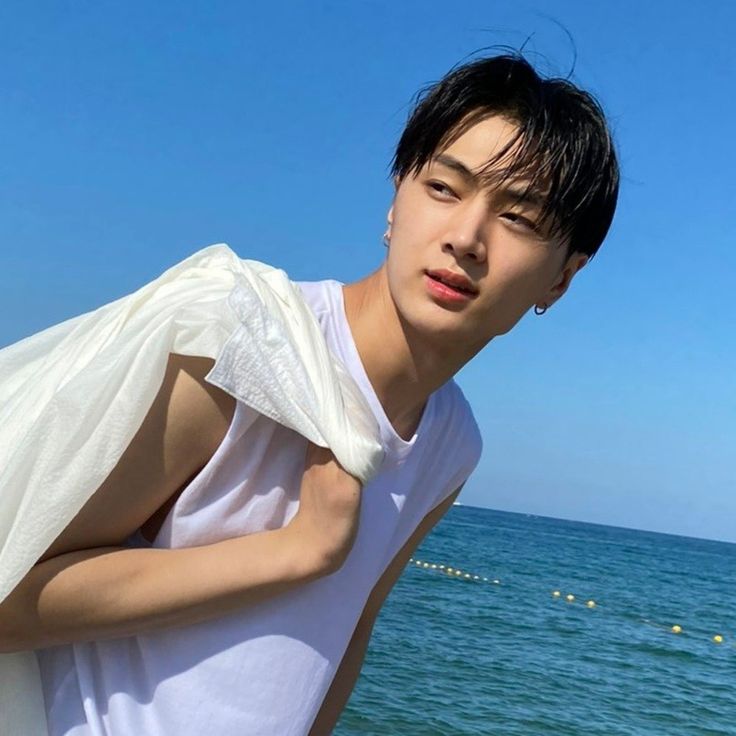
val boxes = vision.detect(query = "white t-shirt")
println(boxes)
[36,279,483,736]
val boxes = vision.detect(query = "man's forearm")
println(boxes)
[0,525,319,653]
[308,618,375,735]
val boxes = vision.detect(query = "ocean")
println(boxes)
[335,505,736,735]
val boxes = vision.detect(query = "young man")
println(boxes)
[0,53,618,735]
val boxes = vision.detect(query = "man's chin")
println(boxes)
[401,308,479,345]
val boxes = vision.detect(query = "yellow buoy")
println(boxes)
[713,635,723,644]
[552,591,561,598]
[455,570,462,576]
[446,567,454,573]
[464,573,471,578]
[566,594,575,603]
[586,600,596,608]
[671,625,682,634]
[430,564,437,569]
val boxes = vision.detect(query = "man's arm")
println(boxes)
[0,354,362,652]
[307,484,464,736]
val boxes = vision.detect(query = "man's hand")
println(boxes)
[288,443,363,576]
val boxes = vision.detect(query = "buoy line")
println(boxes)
[549,591,731,648]
[408,558,500,585]
[639,619,730,646]
[406,558,731,647]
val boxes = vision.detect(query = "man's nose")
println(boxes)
[441,201,487,262]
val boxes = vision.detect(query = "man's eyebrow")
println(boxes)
[497,184,547,210]
[433,154,546,208]
[433,154,480,186]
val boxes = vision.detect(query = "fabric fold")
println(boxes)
[0,243,384,735]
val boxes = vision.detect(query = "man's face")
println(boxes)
[384,114,587,354]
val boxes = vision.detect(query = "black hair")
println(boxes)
[390,52,619,260]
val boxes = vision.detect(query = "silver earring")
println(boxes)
[534,304,548,315]
[383,230,390,248]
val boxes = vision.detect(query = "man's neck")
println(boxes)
[341,265,477,441]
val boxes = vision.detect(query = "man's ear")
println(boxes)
[545,253,589,307]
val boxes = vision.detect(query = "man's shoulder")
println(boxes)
[438,380,483,449]
[423,380,483,486]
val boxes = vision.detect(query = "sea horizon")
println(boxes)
[452,502,736,546]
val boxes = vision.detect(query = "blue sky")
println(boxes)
[1,1,733,541]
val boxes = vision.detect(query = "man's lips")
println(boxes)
[424,269,478,296]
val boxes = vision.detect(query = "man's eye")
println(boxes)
[427,181,456,199]
[501,212,538,232]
